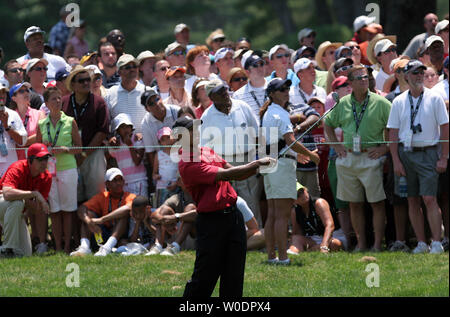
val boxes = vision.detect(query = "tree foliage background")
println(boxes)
[1,0,448,63]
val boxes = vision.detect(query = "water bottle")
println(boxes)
[398,176,408,198]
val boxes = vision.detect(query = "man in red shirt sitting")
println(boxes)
[175,110,275,298]
[0,143,52,258]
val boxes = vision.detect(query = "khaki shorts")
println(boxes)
[336,152,386,203]
[263,157,297,200]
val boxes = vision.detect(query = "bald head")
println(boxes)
[424,13,439,33]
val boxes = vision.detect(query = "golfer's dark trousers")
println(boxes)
[183,205,247,298]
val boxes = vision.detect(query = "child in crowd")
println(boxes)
[108,113,148,197]
[153,127,178,207]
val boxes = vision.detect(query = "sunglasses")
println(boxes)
[17,88,30,94]
[170,50,186,56]
[301,53,315,59]
[347,45,360,50]
[336,83,349,89]
[146,95,161,107]
[36,156,50,162]
[32,66,48,72]
[411,69,425,75]
[380,47,397,55]
[277,86,290,92]
[74,77,91,84]
[8,68,24,74]
[354,75,369,81]
[250,61,265,69]
[231,76,248,83]
[213,37,225,43]
[275,53,290,59]
[121,64,138,70]
[337,65,353,73]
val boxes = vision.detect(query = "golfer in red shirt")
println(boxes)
[175,110,275,298]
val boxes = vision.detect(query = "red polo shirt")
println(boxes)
[0,160,52,200]
[178,147,237,213]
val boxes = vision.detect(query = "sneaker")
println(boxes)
[287,249,299,255]
[70,245,92,257]
[266,258,279,265]
[277,258,291,265]
[442,237,449,252]
[430,241,444,254]
[94,245,112,256]
[145,244,163,256]
[160,244,180,256]
[412,241,430,254]
[35,242,48,255]
[389,240,410,252]
[0,248,17,259]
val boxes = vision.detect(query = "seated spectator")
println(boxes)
[36,87,82,254]
[70,168,136,257]
[148,177,197,256]
[153,127,178,207]
[164,66,193,108]
[91,195,155,248]
[288,183,344,254]
[108,113,147,197]
[191,78,212,118]
[227,67,248,93]
[0,143,51,258]
[235,196,266,251]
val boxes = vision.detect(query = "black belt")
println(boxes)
[280,154,297,161]
[202,205,237,215]
[400,144,437,152]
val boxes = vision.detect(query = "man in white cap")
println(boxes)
[137,50,156,87]
[17,26,69,81]
[435,20,449,58]
[105,54,149,134]
[403,13,439,59]
[165,42,187,67]
[290,58,327,105]
[233,52,268,123]
[174,23,195,51]
[297,28,316,48]
[373,38,398,90]
[387,60,449,254]
[266,44,299,87]
[426,35,446,75]
[70,168,136,257]
[214,47,235,85]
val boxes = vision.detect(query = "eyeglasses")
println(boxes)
[121,64,138,71]
[7,68,24,74]
[336,83,349,89]
[354,75,369,81]
[32,66,48,72]
[275,53,290,59]
[411,69,425,75]
[347,45,360,50]
[250,61,265,69]
[301,53,315,59]
[74,77,91,84]
[170,50,186,56]
[231,76,248,83]
[36,156,50,162]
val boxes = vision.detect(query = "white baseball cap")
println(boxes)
[374,39,396,56]
[353,15,376,32]
[174,23,189,35]
[214,47,234,63]
[269,44,290,60]
[24,26,45,43]
[111,113,134,132]
[105,168,124,182]
[425,35,444,49]
[294,58,314,74]
[84,64,102,76]
[435,20,449,34]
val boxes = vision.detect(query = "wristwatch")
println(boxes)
[175,213,181,220]
[320,245,330,252]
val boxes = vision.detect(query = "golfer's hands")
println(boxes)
[257,157,276,166]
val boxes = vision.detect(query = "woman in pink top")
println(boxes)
[10,83,45,160]
[64,21,89,59]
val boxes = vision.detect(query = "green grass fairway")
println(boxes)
[0,251,448,297]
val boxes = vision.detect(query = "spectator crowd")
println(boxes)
[0,8,449,264]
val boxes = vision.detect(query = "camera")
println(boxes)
[412,124,422,134]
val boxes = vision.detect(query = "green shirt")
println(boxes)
[324,91,392,149]
[39,111,77,171]
[315,69,328,90]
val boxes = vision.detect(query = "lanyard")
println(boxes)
[298,87,315,104]
[71,94,89,121]
[46,121,63,147]
[250,91,264,109]
[0,125,4,142]
[108,193,124,214]
[23,115,30,130]
[408,91,424,130]
[351,94,370,133]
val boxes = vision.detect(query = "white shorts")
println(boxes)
[263,157,297,200]
[48,168,78,213]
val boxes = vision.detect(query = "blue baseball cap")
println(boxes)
[9,82,31,99]
[266,77,291,95]
[55,68,70,82]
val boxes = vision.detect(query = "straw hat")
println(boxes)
[315,41,342,70]
[367,34,397,66]
[65,65,89,92]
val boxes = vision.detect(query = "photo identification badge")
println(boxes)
[403,130,413,152]
[353,133,361,154]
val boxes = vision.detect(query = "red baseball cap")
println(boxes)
[332,76,349,90]
[27,143,51,158]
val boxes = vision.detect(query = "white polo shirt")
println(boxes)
[387,88,449,147]
[200,99,258,160]
[261,103,295,157]
[141,103,180,153]
[105,81,149,134]
[431,79,449,103]
[233,80,267,125]
[289,85,327,105]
